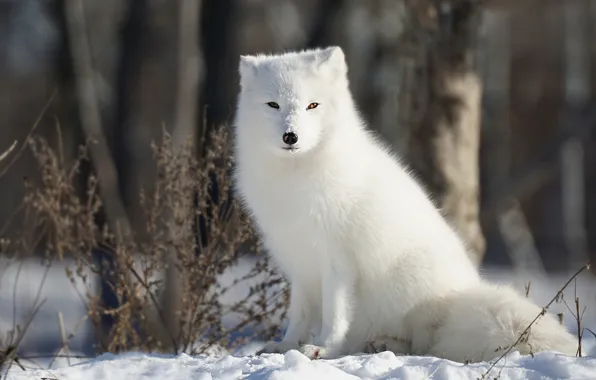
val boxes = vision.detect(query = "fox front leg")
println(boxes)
[300,261,354,359]
[257,281,315,355]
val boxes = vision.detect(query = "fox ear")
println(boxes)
[315,46,348,83]
[239,55,258,87]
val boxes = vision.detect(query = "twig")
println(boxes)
[0,141,17,164]
[479,262,592,380]
[48,314,88,369]
[525,281,531,298]
[561,279,587,357]
[574,295,584,357]
[11,260,24,339]
[2,299,47,379]
[3,256,54,378]
[57,312,71,366]
[0,89,57,179]
[124,259,179,350]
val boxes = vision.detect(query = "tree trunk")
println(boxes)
[200,0,240,129]
[398,0,486,264]
[159,0,204,353]
[62,0,133,352]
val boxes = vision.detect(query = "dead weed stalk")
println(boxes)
[1,125,288,368]
[479,262,592,380]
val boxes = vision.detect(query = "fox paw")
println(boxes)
[299,343,345,359]
[298,344,328,359]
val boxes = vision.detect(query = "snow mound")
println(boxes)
[5,350,596,380]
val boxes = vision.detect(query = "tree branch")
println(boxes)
[0,141,17,164]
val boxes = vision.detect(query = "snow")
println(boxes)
[0,257,96,355]
[1,256,595,379]
[4,349,596,380]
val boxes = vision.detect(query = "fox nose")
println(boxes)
[282,132,298,146]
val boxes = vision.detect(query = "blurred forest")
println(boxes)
[1,0,596,360]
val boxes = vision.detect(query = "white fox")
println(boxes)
[232,46,578,362]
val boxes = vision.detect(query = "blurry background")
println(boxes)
[0,0,595,368]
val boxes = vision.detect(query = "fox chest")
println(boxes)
[243,179,348,275]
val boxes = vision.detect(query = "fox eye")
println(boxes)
[306,102,319,110]
[266,102,280,109]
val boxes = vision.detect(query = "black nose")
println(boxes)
[282,132,298,145]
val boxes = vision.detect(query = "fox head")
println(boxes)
[234,46,350,158]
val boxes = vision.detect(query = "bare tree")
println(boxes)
[63,0,135,350]
[397,0,486,264]
[200,0,241,129]
[158,0,204,352]
[561,0,590,270]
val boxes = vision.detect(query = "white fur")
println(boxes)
[403,282,578,362]
[232,46,577,362]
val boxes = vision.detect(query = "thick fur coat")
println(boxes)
[232,46,578,362]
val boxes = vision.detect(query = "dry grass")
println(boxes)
[0,125,288,372]
[479,262,592,380]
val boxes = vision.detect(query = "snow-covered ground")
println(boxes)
[0,257,97,355]
[1,256,595,379]
[5,349,596,380]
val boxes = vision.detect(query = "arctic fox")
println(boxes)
[232,46,577,362]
